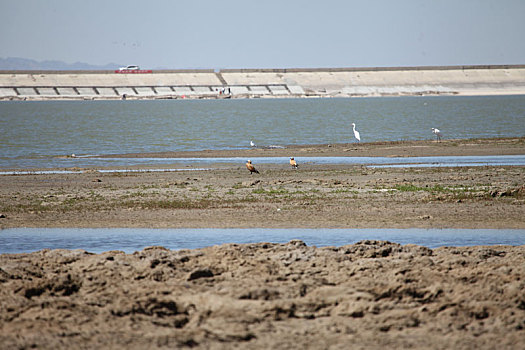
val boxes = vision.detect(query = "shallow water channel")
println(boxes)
[2,155,525,175]
[1,228,524,254]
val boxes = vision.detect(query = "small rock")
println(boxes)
[288,240,307,247]
[187,268,214,281]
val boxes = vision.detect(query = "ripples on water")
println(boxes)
[1,96,524,169]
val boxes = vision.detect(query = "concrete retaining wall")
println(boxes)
[1,65,524,100]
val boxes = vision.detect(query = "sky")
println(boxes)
[1,0,524,69]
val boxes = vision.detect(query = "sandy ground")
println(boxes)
[1,138,525,349]
[1,138,524,229]
[1,241,524,349]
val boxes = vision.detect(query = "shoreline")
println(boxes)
[1,138,524,229]
[96,137,525,160]
[2,90,525,101]
[2,137,524,174]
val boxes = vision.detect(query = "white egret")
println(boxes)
[250,140,256,147]
[431,128,442,142]
[351,123,361,142]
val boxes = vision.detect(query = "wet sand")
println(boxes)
[98,136,525,159]
[1,138,524,229]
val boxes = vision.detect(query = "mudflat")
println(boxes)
[1,138,524,229]
[1,138,525,349]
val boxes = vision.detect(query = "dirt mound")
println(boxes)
[1,241,524,349]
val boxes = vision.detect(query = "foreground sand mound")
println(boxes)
[1,240,524,349]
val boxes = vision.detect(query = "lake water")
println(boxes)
[1,228,524,254]
[1,95,525,169]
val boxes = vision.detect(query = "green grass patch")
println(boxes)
[331,188,358,194]
[252,187,290,195]
[394,184,448,193]
[126,199,215,209]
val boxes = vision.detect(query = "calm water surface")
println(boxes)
[1,228,524,254]
[2,155,525,174]
[1,96,525,169]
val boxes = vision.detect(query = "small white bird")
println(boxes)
[250,140,256,147]
[351,123,361,142]
[431,128,442,142]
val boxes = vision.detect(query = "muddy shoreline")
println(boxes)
[96,137,525,159]
[1,138,525,349]
[1,138,524,229]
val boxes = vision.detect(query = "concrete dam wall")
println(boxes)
[1,65,524,100]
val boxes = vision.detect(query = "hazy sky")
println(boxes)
[1,0,524,69]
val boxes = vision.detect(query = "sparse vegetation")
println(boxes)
[1,138,524,228]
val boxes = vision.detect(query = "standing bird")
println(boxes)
[431,128,442,142]
[290,157,298,169]
[250,140,256,147]
[246,160,259,174]
[351,123,361,142]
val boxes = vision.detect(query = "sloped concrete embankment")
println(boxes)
[1,65,525,100]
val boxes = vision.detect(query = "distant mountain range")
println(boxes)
[0,57,123,70]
